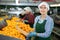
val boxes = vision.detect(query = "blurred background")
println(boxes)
[0,0,60,40]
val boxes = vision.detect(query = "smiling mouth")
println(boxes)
[41,11,45,12]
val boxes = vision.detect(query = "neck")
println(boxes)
[41,14,47,19]
[27,12,31,14]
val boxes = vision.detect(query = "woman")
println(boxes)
[22,7,35,28]
[26,2,54,40]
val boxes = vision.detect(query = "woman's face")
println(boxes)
[40,5,48,15]
[24,10,29,14]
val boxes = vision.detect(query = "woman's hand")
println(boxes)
[21,19,28,23]
[26,32,36,40]
[27,32,37,37]
[23,20,28,22]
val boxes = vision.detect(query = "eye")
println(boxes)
[40,5,47,9]
[44,7,46,9]
[40,6,43,9]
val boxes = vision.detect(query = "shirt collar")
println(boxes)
[45,15,48,20]
[39,15,48,20]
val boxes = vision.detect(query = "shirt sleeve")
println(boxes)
[28,14,35,24]
[22,15,27,20]
[37,18,54,38]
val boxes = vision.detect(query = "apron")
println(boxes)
[34,20,51,40]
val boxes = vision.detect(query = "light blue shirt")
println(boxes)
[33,15,54,38]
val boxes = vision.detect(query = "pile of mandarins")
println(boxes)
[0,16,34,40]
[0,17,3,21]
